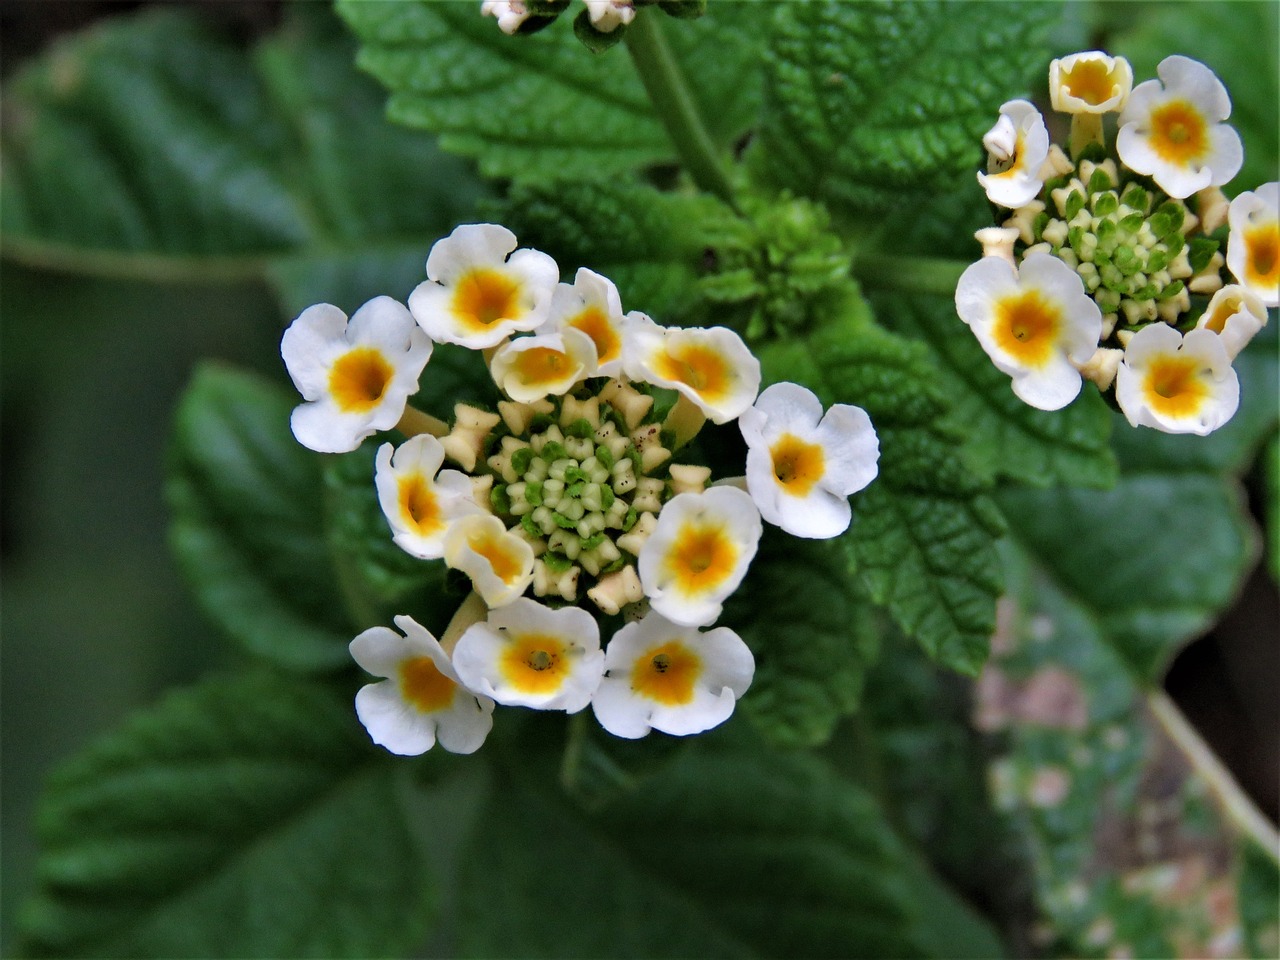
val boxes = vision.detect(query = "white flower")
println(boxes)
[955,253,1102,410]
[452,598,604,712]
[443,514,535,608]
[1116,56,1242,199]
[480,0,530,34]
[582,0,635,33]
[1225,183,1279,307]
[1049,51,1133,114]
[591,611,754,739]
[350,615,494,756]
[1195,284,1269,359]
[489,328,598,403]
[638,486,762,627]
[624,318,761,424]
[738,383,879,539]
[375,436,484,560]
[1116,325,1239,435]
[281,296,432,454]
[977,100,1050,210]
[539,268,631,378]
[408,224,560,349]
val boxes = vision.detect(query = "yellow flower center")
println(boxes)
[1061,59,1118,106]
[398,474,443,537]
[653,343,732,403]
[770,433,826,496]
[993,290,1062,367]
[989,129,1026,177]
[1244,222,1279,291]
[513,346,569,386]
[666,521,739,595]
[568,306,621,367]
[500,634,571,694]
[1201,293,1244,334]
[1143,356,1209,418]
[1149,99,1209,166]
[329,347,394,413]
[631,641,702,706]
[453,268,522,332]
[468,530,524,584]
[398,656,456,713]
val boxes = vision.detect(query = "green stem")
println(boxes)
[851,253,970,298]
[559,710,589,794]
[624,11,736,207]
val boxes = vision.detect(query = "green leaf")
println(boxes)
[167,363,353,671]
[877,290,1118,488]
[757,300,1004,676]
[1239,839,1280,960]
[722,530,879,748]
[0,8,485,305]
[1264,432,1280,585]
[17,672,448,958]
[753,1,1056,220]
[337,0,769,183]
[497,177,738,321]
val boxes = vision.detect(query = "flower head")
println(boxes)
[350,615,494,755]
[638,486,762,627]
[582,0,635,33]
[956,253,1103,410]
[1050,51,1133,114]
[1116,56,1242,199]
[540,268,631,378]
[1116,324,1239,435]
[738,383,879,539]
[408,223,560,349]
[376,436,484,560]
[977,100,1050,209]
[1226,183,1279,307]
[443,514,536,608]
[591,611,754,739]
[489,328,598,403]
[625,318,761,424]
[1195,284,1269,359]
[452,598,604,711]
[281,297,432,454]
[480,0,530,34]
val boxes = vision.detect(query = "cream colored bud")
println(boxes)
[1168,248,1194,279]
[1039,144,1075,180]
[1156,286,1192,323]
[1196,186,1230,234]
[586,564,644,615]
[498,398,554,436]
[510,523,547,556]
[615,510,658,558]
[668,464,711,496]
[560,394,601,430]
[632,477,666,515]
[975,227,1021,266]
[469,474,494,513]
[599,379,653,430]
[640,445,671,473]
[1120,298,1158,325]
[1101,313,1118,339]
[1115,328,1135,347]
[1188,252,1226,295]
[1073,347,1124,390]
[1004,200,1046,246]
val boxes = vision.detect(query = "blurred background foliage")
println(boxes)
[1,1,1276,956]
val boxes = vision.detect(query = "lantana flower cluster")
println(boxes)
[282,223,880,755]
[958,51,1277,435]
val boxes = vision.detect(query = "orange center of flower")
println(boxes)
[1061,59,1117,106]
[1142,356,1209,418]
[653,343,731,403]
[1148,100,1209,166]
[770,433,826,496]
[631,641,701,706]
[500,634,571,695]
[329,347,394,413]
[1244,222,1279,290]
[1201,293,1244,334]
[569,306,621,367]
[666,522,738,595]
[992,290,1062,367]
[513,346,569,386]
[453,269,522,332]
[468,530,524,584]
[398,656,456,713]
[398,474,443,537]
[989,130,1026,177]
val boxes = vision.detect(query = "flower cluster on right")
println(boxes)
[957,51,1277,435]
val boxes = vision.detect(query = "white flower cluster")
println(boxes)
[282,223,880,753]
[481,0,635,36]
[958,51,1276,436]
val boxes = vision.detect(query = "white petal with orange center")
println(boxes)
[591,611,754,738]
[489,328,599,403]
[1226,183,1279,307]
[282,296,432,454]
[956,253,1102,410]
[452,598,604,711]
[1117,56,1241,199]
[408,223,560,349]
[350,615,494,755]
[443,514,536,607]
[977,100,1050,209]
[625,322,761,424]
[1116,325,1239,435]
[375,436,483,559]
[638,487,762,627]
[739,382,879,539]
[539,268,630,377]
[1195,284,1269,359]
[1049,52,1133,114]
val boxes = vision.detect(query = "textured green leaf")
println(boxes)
[0,8,484,302]
[167,363,353,671]
[17,672,443,958]
[1264,432,1280,585]
[337,0,769,183]
[754,1,1056,220]
[1239,839,1280,960]
[878,290,1118,488]
[757,300,1004,676]
[497,178,739,322]
[722,530,879,748]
